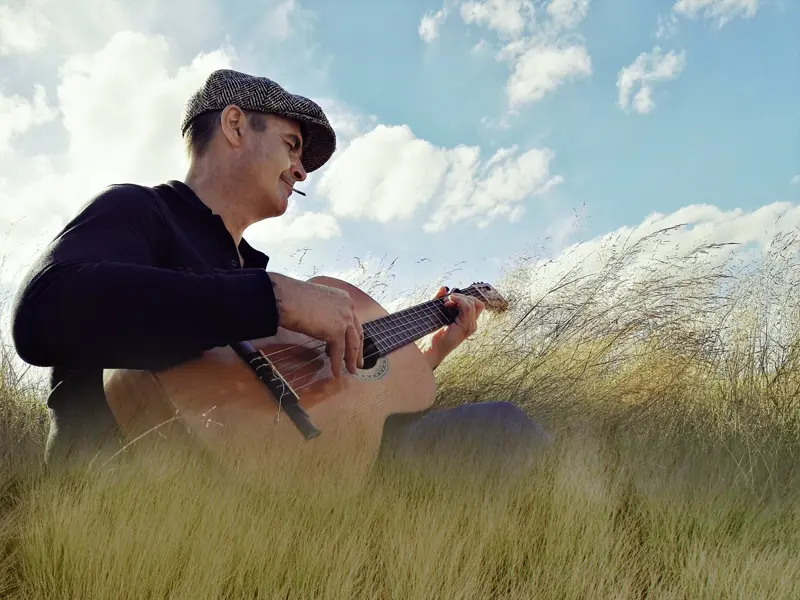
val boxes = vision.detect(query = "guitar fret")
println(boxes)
[391,303,440,354]
[376,321,392,351]
[419,308,433,336]
[386,315,406,354]
[383,313,402,353]
[373,328,389,354]
[425,302,449,328]
[387,318,404,352]
[406,308,423,339]
[385,309,412,354]
[394,313,409,351]
[412,305,434,339]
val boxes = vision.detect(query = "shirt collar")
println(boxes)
[164,180,270,270]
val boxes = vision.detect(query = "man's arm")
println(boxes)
[11,185,279,371]
[423,345,446,371]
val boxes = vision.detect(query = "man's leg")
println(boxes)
[376,401,553,478]
[45,404,122,469]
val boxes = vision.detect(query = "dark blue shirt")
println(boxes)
[11,180,280,461]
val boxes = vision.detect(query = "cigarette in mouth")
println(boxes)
[293,189,306,196]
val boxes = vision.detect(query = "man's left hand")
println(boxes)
[425,286,485,369]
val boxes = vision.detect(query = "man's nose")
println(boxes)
[291,159,307,182]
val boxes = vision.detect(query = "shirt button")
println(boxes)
[230,259,238,266]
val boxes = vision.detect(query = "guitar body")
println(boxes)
[103,276,438,481]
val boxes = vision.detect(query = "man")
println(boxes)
[11,69,550,472]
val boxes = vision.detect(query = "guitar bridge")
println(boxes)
[231,341,321,441]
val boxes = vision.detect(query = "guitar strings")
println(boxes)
[265,301,461,392]
[258,295,458,364]
[267,299,454,370]
[261,283,493,365]
[269,300,451,368]
[261,287,493,387]
[287,302,462,392]
[264,301,453,388]
[272,297,452,360]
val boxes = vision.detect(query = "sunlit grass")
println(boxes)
[1,224,799,598]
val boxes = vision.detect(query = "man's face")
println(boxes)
[235,111,308,219]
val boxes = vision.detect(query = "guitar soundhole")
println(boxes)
[361,337,380,370]
[352,337,389,382]
[354,356,389,381]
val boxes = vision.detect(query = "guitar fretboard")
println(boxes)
[362,286,484,357]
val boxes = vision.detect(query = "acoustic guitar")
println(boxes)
[102,277,508,482]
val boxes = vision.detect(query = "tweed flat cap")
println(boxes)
[181,69,336,173]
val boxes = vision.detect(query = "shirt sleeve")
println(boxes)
[11,184,280,371]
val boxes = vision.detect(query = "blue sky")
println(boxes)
[0,0,798,317]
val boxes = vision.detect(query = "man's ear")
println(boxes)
[219,104,246,148]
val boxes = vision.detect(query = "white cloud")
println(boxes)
[479,114,512,130]
[790,175,800,186]
[57,31,232,185]
[321,254,404,303]
[673,0,759,27]
[501,201,800,367]
[617,46,686,114]
[314,124,562,232]
[542,201,587,249]
[0,84,58,153]
[471,38,489,53]
[547,0,590,30]
[0,0,222,57]
[0,3,51,55]
[248,208,341,248]
[265,0,298,41]
[419,8,449,42]
[505,43,591,109]
[315,125,451,223]
[523,201,800,308]
[312,98,379,153]
[419,0,592,113]
[655,13,679,39]
[460,0,534,39]
[425,144,563,232]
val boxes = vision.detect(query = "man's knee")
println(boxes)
[472,401,554,446]
[480,400,527,423]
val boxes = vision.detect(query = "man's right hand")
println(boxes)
[268,273,364,377]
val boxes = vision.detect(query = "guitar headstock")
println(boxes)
[453,282,509,313]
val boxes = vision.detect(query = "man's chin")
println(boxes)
[269,195,289,217]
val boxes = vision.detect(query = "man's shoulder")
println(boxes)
[76,182,170,220]
[87,181,163,205]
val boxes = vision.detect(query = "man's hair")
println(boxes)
[184,108,268,158]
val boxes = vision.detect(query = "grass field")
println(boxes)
[1,226,799,599]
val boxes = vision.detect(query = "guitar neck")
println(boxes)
[362,287,484,358]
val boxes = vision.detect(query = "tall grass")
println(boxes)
[1,224,799,598]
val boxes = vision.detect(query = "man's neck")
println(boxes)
[183,164,253,245]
